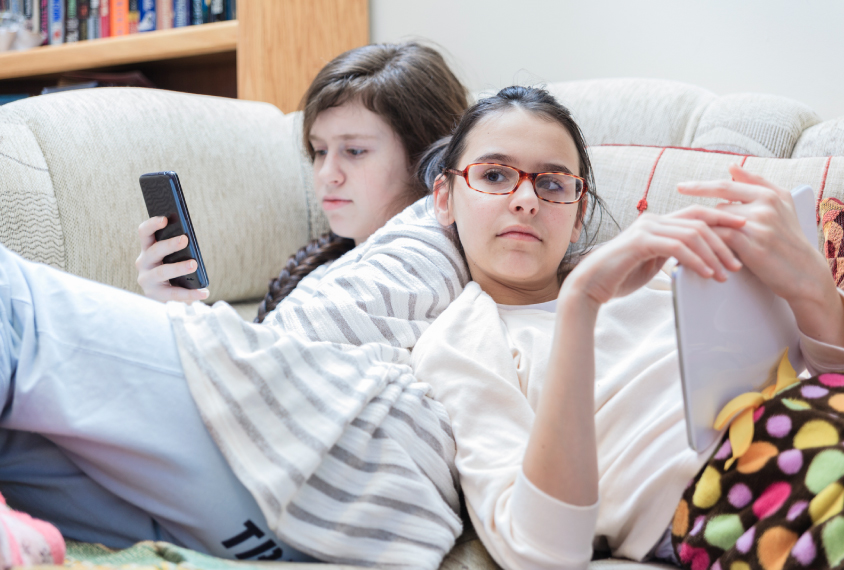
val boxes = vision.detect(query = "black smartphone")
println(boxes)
[139,171,209,290]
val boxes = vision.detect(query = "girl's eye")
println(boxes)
[482,170,507,183]
[346,148,366,157]
[313,149,327,158]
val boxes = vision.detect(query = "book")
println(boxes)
[39,0,48,44]
[23,0,36,31]
[110,0,128,35]
[78,0,89,40]
[88,0,100,38]
[137,0,154,31]
[99,0,109,37]
[190,0,207,25]
[47,0,64,44]
[225,0,234,20]
[208,0,222,22]
[65,0,79,42]
[128,0,138,33]
[155,0,171,29]
[173,0,188,27]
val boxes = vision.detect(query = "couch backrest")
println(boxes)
[544,79,844,250]
[0,87,327,303]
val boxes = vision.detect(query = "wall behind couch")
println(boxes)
[370,0,844,120]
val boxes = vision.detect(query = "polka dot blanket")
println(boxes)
[672,373,844,570]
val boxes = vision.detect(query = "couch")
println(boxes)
[1,79,843,570]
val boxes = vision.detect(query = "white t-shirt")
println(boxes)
[411,270,844,570]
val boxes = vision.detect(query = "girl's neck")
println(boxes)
[472,273,560,305]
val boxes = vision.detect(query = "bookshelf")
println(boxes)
[0,0,368,112]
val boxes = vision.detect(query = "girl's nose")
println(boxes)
[509,179,539,215]
[316,151,344,186]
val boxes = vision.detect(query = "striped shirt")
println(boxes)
[166,199,469,569]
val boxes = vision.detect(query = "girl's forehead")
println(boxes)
[461,108,580,173]
[310,101,394,140]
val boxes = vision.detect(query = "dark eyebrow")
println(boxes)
[474,153,575,175]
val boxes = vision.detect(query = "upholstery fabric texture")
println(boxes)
[0,88,317,304]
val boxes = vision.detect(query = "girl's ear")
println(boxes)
[432,175,455,226]
[569,193,588,244]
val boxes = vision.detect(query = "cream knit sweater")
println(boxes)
[411,272,844,570]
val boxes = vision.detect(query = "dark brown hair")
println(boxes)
[421,85,613,283]
[255,42,468,323]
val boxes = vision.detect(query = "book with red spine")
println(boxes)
[39,0,48,44]
[110,0,128,35]
[155,0,171,29]
[99,0,109,36]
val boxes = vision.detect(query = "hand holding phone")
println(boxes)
[138,172,209,301]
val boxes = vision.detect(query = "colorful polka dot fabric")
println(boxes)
[673,374,844,570]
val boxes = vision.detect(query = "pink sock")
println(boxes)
[0,492,65,568]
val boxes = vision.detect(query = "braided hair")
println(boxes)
[255,232,355,323]
[254,41,468,322]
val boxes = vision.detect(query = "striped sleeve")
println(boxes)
[167,198,469,569]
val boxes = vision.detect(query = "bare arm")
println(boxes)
[522,204,746,507]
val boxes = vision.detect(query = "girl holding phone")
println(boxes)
[134,41,468,324]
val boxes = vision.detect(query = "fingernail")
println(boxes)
[189,260,197,270]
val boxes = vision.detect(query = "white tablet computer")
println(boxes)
[672,185,818,452]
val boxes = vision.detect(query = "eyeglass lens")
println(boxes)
[467,164,582,202]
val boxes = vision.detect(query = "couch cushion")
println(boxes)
[0,121,65,269]
[0,88,316,304]
[547,78,716,148]
[793,117,844,158]
[586,145,843,251]
[689,93,820,157]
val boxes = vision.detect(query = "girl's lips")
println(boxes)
[498,227,541,242]
[322,198,352,211]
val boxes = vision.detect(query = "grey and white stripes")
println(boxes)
[167,199,470,569]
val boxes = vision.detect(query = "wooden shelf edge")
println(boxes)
[0,21,238,80]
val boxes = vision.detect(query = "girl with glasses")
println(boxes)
[412,85,844,570]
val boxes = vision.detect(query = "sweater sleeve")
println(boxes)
[799,289,844,376]
[411,283,598,570]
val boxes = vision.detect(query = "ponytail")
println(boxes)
[414,135,451,192]
[254,232,355,323]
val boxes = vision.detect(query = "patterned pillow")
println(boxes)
[820,197,844,287]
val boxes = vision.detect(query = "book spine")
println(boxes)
[225,0,234,20]
[23,0,35,30]
[110,0,128,35]
[208,0,222,22]
[137,0,154,31]
[78,0,89,40]
[99,0,109,36]
[88,0,99,38]
[155,0,171,29]
[40,0,49,44]
[66,0,79,42]
[172,0,188,27]
[189,0,202,24]
[47,0,63,44]
[127,0,138,33]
